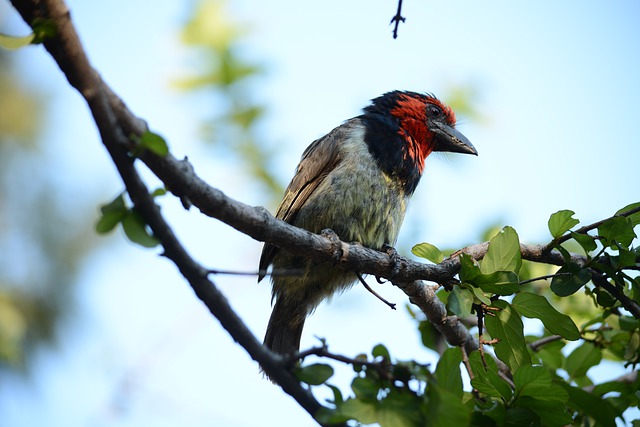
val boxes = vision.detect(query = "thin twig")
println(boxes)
[529,335,564,352]
[547,205,640,250]
[475,304,488,369]
[518,273,570,286]
[389,0,405,39]
[460,345,474,381]
[356,273,396,310]
[591,272,640,318]
[297,345,394,380]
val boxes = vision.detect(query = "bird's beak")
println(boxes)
[432,123,477,156]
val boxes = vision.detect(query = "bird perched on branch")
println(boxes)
[259,90,477,355]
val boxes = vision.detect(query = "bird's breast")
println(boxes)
[293,127,409,250]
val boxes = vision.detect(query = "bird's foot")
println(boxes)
[375,243,400,283]
[321,228,344,264]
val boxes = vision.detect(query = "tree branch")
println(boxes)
[9,1,339,424]
[549,205,640,249]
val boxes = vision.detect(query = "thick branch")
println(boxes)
[9,0,336,423]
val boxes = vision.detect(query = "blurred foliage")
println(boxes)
[176,0,282,200]
[444,82,486,125]
[0,48,97,371]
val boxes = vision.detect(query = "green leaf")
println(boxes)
[95,209,127,234]
[470,372,513,401]
[548,209,580,238]
[325,383,343,404]
[512,292,580,340]
[534,339,565,370]
[469,351,513,401]
[372,343,390,360]
[121,210,160,248]
[570,231,597,253]
[411,242,444,263]
[550,262,591,296]
[513,396,573,426]
[473,398,507,425]
[598,216,636,248]
[616,201,640,226]
[332,394,424,427]
[459,253,481,283]
[0,32,36,50]
[295,363,334,385]
[151,187,167,198]
[593,287,617,308]
[562,384,618,427]
[514,365,568,402]
[448,286,474,318]
[426,384,471,427]
[377,393,424,427]
[564,342,602,380]
[329,399,378,425]
[504,406,538,426]
[96,193,128,234]
[615,247,638,269]
[418,321,441,352]
[460,252,520,296]
[474,271,520,296]
[139,131,169,156]
[435,348,463,399]
[470,286,492,305]
[619,315,640,331]
[481,226,522,274]
[484,300,531,371]
[351,376,379,400]
[31,18,58,44]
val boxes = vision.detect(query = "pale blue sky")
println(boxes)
[1,1,639,426]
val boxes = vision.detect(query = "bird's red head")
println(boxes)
[389,92,457,172]
[361,91,476,194]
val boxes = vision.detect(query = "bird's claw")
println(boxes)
[382,243,401,279]
[321,229,344,264]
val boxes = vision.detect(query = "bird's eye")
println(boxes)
[428,105,443,118]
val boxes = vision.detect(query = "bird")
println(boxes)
[258,90,477,356]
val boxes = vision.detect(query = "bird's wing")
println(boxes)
[258,120,355,281]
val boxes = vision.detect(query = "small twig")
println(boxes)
[475,304,488,369]
[356,273,396,310]
[592,271,640,318]
[529,335,563,352]
[460,345,474,381]
[518,273,570,286]
[583,370,638,393]
[297,344,394,380]
[546,205,640,250]
[389,0,405,39]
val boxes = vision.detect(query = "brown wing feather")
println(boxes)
[258,122,351,281]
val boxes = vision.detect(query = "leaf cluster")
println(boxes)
[95,188,166,248]
[295,205,640,426]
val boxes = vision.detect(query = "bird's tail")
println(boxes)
[263,297,306,355]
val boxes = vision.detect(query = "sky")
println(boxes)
[1,1,640,426]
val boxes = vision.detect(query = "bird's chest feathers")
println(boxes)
[296,139,408,249]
